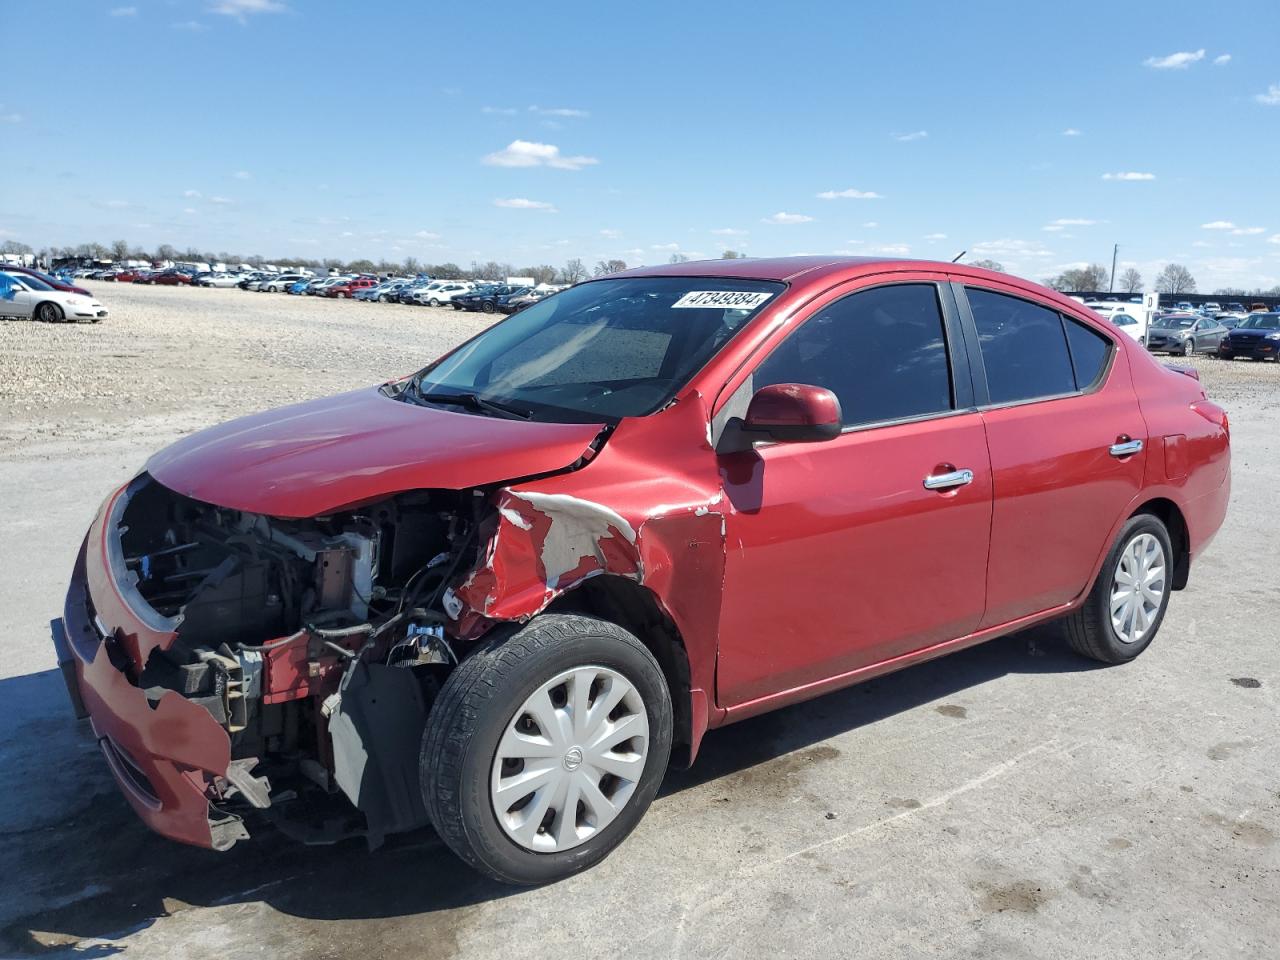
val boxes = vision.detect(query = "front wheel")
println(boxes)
[1064,514,1173,664]
[429,298,441,307]
[37,302,65,323]
[481,301,497,314]
[421,614,673,885]
[1181,340,1193,357]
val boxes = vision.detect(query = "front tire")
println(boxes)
[429,298,441,307]
[1064,514,1173,664]
[421,614,673,885]
[1181,340,1193,357]
[37,302,65,323]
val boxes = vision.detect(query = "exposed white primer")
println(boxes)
[498,506,533,530]
[509,491,638,590]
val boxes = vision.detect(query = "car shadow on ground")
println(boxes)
[0,623,1096,955]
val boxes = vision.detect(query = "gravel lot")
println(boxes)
[1,284,1276,958]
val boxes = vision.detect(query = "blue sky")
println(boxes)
[3,0,1279,289]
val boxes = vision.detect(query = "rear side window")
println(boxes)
[967,289,1076,404]
[753,283,953,428]
[1063,317,1111,388]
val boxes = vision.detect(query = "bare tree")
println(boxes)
[967,258,1004,272]
[560,258,588,284]
[402,257,422,276]
[1155,263,1196,295]
[594,259,628,277]
[1047,263,1110,292]
[154,243,177,262]
[668,253,690,264]
[1118,267,1143,293]
[720,250,743,259]
[523,264,558,285]
[110,239,129,262]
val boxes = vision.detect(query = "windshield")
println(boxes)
[1154,316,1194,328]
[408,276,784,422]
[1238,314,1280,330]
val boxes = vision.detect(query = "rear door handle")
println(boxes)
[1109,439,1144,457]
[923,468,974,490]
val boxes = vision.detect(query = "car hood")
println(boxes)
[145,386,606,518]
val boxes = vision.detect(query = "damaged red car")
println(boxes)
[53,257,1230,884]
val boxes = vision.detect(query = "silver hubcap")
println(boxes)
[1110,532,1167,644]
[490,665,648,853]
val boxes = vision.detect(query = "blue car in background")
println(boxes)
[287,279,310,295]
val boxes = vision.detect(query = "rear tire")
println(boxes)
[1064,514,1173,664]
[481,301,497,314]
[1181,340,1193,357]
[421,614,672,885]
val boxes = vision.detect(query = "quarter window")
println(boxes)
[1063,317,1112,388]
[753,283,953,428]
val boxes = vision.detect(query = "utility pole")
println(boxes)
[1109,243,1118,293]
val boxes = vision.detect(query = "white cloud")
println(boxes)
[209,196,233,204]
[1049,218,1098,226]
[493,197,557,211]
[599,228,621,239]
[710,227,748,236]
[210,0,287,19]
[924,233,947,241]
[182,207,198,215]
[1143,49,1205,69]
[0,107,23,124]
[482,106,518,115]
[414,230,441,240]
[482,139,598,171]
[233,170,251,180]
[1269,234,1280,245]
[110,6,138,15]
[893,130,928,141]
[870,244,911,255]
[970,238,1055,260]
[862,221,879,228]
[816,188,883,199]
[172,20,208,30]
[762,212,814,224]
[183,189,202,198]
[1256,84,1280,106]
[1192,240,1212,248]
[651,243,681,251]
[1232,226,1266,235]
[104,199,130,208]
[1102,172,1155,181]
[1214,54,1232,65]
[529,106,589,118]
[1201,220,1236,230]
[1043,225,1065,232]
[1062,128,1082,136]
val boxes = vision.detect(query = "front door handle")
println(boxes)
[923,468,974,491]
[1109,438,1144,457]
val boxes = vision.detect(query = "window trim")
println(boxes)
[712,279,972,444]
[952,282,1117,412]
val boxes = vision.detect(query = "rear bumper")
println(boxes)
[55,491,241,851]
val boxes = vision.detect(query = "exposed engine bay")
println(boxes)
[116,475,487,846]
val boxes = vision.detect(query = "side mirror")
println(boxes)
[718,383,842,452]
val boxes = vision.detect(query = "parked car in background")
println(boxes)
[0,270,108,322]
[411,281,475,306]
[198,273,243,288]
[1214,312,1244,330]
[499,288,549,313]
[287,279,311,295]
[237,273,273,290]
[454,283,522,313]
[0,265,92,296]
[325,277,378,298]
[1202,302,1221,314]
[1145,314,1227,356]
[308,276,352,296]
[1217,312,1280,361]
[356,280,413,302]
[50,257,1230,884]
[1174,301,1194,312]
[259,273,309,292]
[1225,302,1247,314]
[152,271,194,286]
[1107,312,1144,342]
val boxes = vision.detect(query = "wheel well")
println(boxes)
[547,576,694,767]
[1131,498,1191,590]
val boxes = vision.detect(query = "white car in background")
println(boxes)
[259,273,309,292]
[0,270,108,322]
[1086,300,1147,342]
[412,281,475,306]
[198,273,243,288]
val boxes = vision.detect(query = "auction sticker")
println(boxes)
[671,290,774,310]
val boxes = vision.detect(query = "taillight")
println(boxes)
[1191,400,1229,437]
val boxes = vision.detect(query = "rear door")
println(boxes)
[953,280,1146,627]
[715,276,993,707]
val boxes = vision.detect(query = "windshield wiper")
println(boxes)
[411,383,532,420]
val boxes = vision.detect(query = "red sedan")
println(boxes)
[53,257,1229,883]
[150,271,194,286]
[324,277,378,298]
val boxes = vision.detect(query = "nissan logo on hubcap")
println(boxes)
[563,746,584,771]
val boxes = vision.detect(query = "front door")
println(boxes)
[715,279,993,708]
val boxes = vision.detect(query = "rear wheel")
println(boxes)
[429,298,441,307]
[481,301,497,314]
[422,614,672,885]
[37,302,65,323]
[1064,514,1172,664]
[1181,340,1193,357]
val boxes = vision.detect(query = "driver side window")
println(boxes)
[751,283,955,428]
